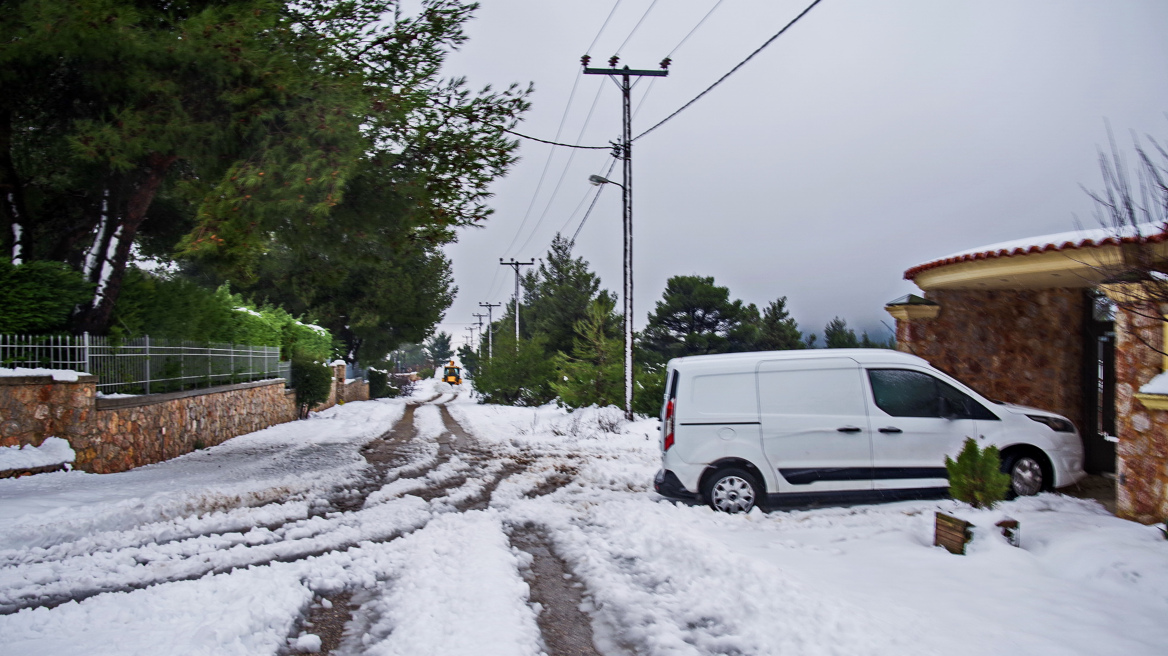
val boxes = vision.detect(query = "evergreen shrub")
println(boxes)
[946,437,1011,509]
[291,357,333,418]
[471,333,555,406]
[0,259,93,333]
[368,369,395,399]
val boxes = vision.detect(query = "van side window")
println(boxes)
[868,369,996,420]
[758,368,865,416]
[868,369,940,417]
[938,379,998,421]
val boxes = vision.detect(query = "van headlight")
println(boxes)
[1027,415,1075,433]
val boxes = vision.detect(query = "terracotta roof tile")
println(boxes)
[904,224,1168,281]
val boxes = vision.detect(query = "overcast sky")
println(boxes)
[433,0,1168,349]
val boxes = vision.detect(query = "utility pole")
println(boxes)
[472,313,487,357]
[478,302,501,360]
[500,258,536,347]
[464,326,477,356]
[583,55,668,420]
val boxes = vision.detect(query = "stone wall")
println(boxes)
[87,380,297,473]
[342,379,370,403]
[0,374,98,450]
[1,365,366,474]
[893,288,1087,431]
[1112,303,1168,524]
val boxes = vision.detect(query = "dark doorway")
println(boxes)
[1082,290,1117,474]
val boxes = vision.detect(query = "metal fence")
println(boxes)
[0,333,287,395]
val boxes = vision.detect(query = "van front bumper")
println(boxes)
[654,469,698,500]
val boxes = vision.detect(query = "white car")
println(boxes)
[653,349,1086,512]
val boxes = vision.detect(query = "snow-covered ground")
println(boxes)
[1,379,1166,655]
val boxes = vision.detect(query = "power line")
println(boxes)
[488,2,627,299]
[502,128,609,150]
[634,0,825,142]
[516,81,610,254]
[555,154,614,238]
[570,158,619,244]
[587,0,623,54]
[631,0,726,124]
[667,0,725,58]
[616,0,661,54]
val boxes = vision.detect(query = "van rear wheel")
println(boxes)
[703,468,761,514]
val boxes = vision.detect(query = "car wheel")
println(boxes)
[703,468,761,514]
[1003,452,1046,498]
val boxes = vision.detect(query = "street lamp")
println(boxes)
[588,172,634,421]
[589,174,621,187]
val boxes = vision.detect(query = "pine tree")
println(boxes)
[758,297,805,350]
[824,317,860,348]
[553,298,623,409]
[424,331,455,367]
[946,438,1011,509]
[640,275,754,359]
[513,235,616,356]
[2,0,530,338]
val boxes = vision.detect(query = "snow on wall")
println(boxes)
[0,437,75,471]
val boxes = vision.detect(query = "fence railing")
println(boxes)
[1,333,287,395]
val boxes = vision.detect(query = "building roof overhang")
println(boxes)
[905,224,1168,290]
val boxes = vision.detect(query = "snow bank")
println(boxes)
[0,437,75,471]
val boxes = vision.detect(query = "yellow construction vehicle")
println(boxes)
[442,360,462,385]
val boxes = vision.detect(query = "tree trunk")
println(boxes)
[0,110,28,262]
[76,154,175,333]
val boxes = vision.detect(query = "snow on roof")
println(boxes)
[670,348,925,367]
[234,306,263,317]
[905,222,1168,281]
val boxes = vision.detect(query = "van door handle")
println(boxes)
[837,426,862,433]
[878,427,903,434]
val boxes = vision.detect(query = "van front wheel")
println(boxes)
[703,468,761,514]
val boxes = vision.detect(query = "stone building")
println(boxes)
[888,225,1168,524]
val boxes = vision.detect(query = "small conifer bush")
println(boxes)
[291,357,333,418]
[946,437,1011,509]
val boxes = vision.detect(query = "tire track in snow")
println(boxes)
[0,400,473,615]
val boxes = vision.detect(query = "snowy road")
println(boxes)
[2,381,1167,656]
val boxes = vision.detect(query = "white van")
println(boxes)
[653,349,1086,512]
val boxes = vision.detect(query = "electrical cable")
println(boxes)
[631,0,725,124]
[488,1,626,297]
[587,0,623,54]
[616,0,660,55]
[502,128,609,150]
[555,154,613,237]
[570,158,619,244]
[515,80,610,254]
[633,0,824,142]
[667,0,725,58]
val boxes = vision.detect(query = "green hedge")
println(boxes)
[109,267,333,358]
[0,259,93,333]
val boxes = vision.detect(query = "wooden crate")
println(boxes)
[934,512,973,555]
